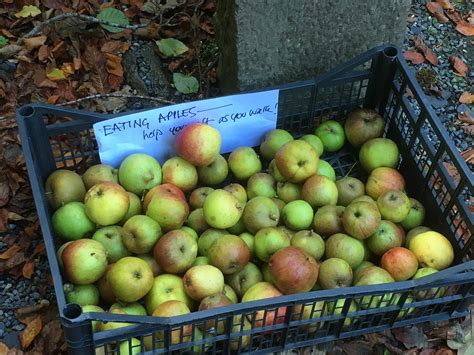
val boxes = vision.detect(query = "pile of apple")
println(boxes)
[45,108,455,351]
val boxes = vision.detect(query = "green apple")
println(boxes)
[162,156,198,192]
[240,232,255,260]
[246,173,276,199]
[400,198,425,230]
[342,201,381,240]
[203,189,243,229]
[145,274,194,314]
[312,205,345,238]
[62,239,108,285]
[314,120,345,152]
[241,282,286,327]
[208,234,250,274]
[325,233,365,268]
[228,147,262,180]
[189,187,214,210]
[153,229,198,274]
[254,227,290,262]
[98,309,132,331]
[300,134,324,156]
[259,129,294,160]
[222,284,238,304]
[192,256,209,266]
[45,169,86,210]
[242,196,279,234]
[183,265,225,301]
[276,181,302,202]
[227,216,246,235]
[118,153,162,196]
[150,300,192,344]
[359,138,400,172]
[316,160,336,181]
[302,175,338,208]
[186,208,209,234]
[271,197,286,215]
[108,256,154,303]
[412,267,444,299]
[282,200,313,230]
[110,302,147,316]
[366,220,404,256]
[268,159,286,182]
[117,338,142,355]
[355,266,394,308]
[64,283,99,306]
[225,262,263,297]
[81,305,104,332]
[198,294,233,334]
[318,258,353,289]
[377,190,411,223]
[275,140,319,183]
[197,154,229,186]
[344,108,384,148]
[146,193,189,231]
[137,254,162,277]
[261,263,274,283]
[82,164,118,191]
[198,228,226,256]
[92,226,131,263]
[52,202,95,241]
[223,183,247,205]
[119,192,142,225]
[291,230,325,261]
[353,261,374,283]
[180,226,198,241]
[405,226,430,248]
[142,183,185,212]
[84,182,130,226]
[123,215,162,254]
[335,177,365,206]
[98,264,116,305]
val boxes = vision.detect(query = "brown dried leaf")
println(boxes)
[458,111,474,125]
[445,9,464,24]
[404,50,425,64]
[461,148,474,163]
[459,92,474,104]
[449,56,468,77]
[0,244,20,259]
[101,40,131,54]
[47,95,59,104]
[16,300,50,318]
[37,45,49,62]
[0,342,9,353]
[105,53,123,77]
[19,316,42,349]
[0,181,10,207]
[23,36,47,51]
[22,259,35,279]
[462,125,474,134]
[426,2,449,23]
[456,22,474,36]
[393,326,428,349]
[0,208,8,232]
[413,36,439,65]
[73,57,81,70]
[436,0,454,10]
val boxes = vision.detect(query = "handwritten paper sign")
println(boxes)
[93,90,280,167]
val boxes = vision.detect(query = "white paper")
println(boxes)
[93,90,280,167]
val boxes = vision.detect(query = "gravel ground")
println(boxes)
[1,0,472,349]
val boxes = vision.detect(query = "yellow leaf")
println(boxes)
[15,5,42,18]
[47,68,66,81]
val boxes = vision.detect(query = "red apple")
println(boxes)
[143,183,185,211]
[241,282,287,327]
[146,193,189,231]
[176,123,222,166]
[381,247,418,281]
[268,246,319,294]
[153,229,198,274]
[366,167,405,200]
[344,108,384,148]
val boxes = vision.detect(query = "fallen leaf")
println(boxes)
[414,36,439,65]
[0,44,22,60]
[0,182,10,207]
[97,8,130,33]
[458,111,474,124]
[38,45,49,62]
[47,95,60,104]
[73,57,81,70]
[23,36,47,51]
[8,212,24,221]
[16,300,50,317]
[46,68,67,81]
[462,125,474,134]
[0,343,9,353]
[445,9,464,24]
[461,148,474,163]
[101,40,130,54]
[105,53,123,77]
[19,316,42,349]
[15,5,42,18]
[459,92,474,104]
[456,22,474,36]
[0,36,8,47]
[173,73,199,94]
[426,2,449,23]
[436,0,454,10]
[0,244,20,260]
[156,38,189,57]
[404,50,425,64]
[0,208,7,232]
[60,62,75,76]
[22,260,35,279]
[393,326,428,349]
[449,56,468,77]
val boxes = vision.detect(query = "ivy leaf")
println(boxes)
[0,36,8,47]
[15,5,42,18]
[96,8,130,33]
[156,38,189,57]
[47,68,67,81]
[173,73,199,94]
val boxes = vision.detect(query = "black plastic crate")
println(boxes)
[16,45,474,354]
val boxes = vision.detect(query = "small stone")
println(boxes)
[31,292,40,300]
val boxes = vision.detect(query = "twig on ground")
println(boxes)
[19,13,158,44]
[57,93,174,107]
